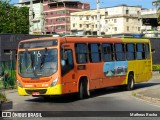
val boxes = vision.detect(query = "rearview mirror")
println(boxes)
[151,49,155,53]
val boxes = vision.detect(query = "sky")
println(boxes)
[10,0,155,9]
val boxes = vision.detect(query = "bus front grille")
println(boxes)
[25,89,47,95]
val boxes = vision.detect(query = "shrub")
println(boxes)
[0,92,7,102]
[153,65,160,71]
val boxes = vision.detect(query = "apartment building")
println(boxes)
[43,0,90,34]
[19,0,44,34]
[71,5,142,36]
[71,9,106,35]
[141,8,159,37]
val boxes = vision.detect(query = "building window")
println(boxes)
[126,9,129,14]
[137,11,140,16]
[127,26,129,31]
[73,24,75,27]
[56,10,66,15]
[88,43,101,63]
[105,11,108,16]
[67,25,70,31]
[86,16,89,20]
[50,12,53,15]
[91,16,94,20]
[4,50,11,54]
[56,25,65,30]
[126,18,129,22]
[114,19,117,23]
[56,18,65,22]
[80,24,82,28]
[66,18,70,22]
[66,10,70,14]
[114,27,117,31]
[138,27,141,31]
[106,20,108,23]
[80,16,83,20]
[75,43,88,64]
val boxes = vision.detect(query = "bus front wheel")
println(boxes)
[127,74,134,91]
[78,80,90,99]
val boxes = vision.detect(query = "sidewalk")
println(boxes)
[133,72,160,104]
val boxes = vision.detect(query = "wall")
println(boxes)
[0,34,51,62]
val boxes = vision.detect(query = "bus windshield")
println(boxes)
[18,49,57,78]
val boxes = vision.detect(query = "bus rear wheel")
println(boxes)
[127,74,134,91]
[78,80,90,99]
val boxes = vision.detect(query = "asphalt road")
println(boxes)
[2,76,160,119]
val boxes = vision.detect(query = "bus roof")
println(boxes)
[20,37,150,44]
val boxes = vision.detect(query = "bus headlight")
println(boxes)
[17,80,23,88]
[50,77,58,87]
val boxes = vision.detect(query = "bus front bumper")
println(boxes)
[17,84,62,96]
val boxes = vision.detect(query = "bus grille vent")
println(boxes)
[25,89,47,95]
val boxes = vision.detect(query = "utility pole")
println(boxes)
[97,0,101,36]
[29,0,34,34]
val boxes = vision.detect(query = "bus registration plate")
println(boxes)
[32,92,40,96]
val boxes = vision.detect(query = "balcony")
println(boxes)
[105,14,141,19]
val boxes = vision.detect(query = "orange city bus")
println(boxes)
[16,37,152,99]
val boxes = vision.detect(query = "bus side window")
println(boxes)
[61,49,74,75]
[102,43,113,62]
[88,43,101,63]
[126,43,135,60]
[136,43,145,60]
[145,44,150,59]
[115,44,125,61]
[75,43,88,64]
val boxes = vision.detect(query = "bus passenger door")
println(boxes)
[61,49,77,94]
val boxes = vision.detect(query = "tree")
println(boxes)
[153,0,160,24]
[0,0,29,34]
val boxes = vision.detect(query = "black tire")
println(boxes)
[84,80,90,98]
[127,74,134,91]
[78,80,90,99]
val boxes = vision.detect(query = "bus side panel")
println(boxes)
[88,61,128,90]
[103,61,128,87]
[88,63,109,90]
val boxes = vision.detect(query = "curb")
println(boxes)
[132,85,160,104]
[132,92,160,104]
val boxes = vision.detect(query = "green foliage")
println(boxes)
[153,64,160,71]
[0,61,16,89]
[153,0,160,24]
[0,92,7,102]
[0,0,29,34]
